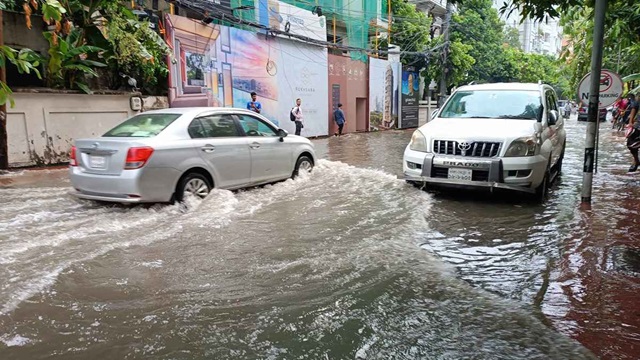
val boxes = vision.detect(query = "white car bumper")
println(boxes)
[402,146,548,194]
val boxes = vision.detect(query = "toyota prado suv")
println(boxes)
[403,82,566,200]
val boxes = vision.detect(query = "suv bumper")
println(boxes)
[402,148,547,194]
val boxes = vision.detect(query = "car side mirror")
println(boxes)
[548,110,558,126]
[277,128,288,141]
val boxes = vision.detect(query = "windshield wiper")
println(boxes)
[466,116,492,118]
[497,115,535,120]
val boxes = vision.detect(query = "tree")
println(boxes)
[560,1,640,94]
[503,26,521,48]
[451,0,513,83]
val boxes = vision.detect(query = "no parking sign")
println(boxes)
[577,69,623,108]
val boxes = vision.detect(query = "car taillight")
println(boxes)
[124,147,154,170]
[70,146,78,166]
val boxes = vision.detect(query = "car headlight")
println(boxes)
[505,137,538,157]
[409,130,428,152]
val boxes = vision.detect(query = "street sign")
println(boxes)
[577,69,623,108]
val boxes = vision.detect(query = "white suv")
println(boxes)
[403,82,566,199]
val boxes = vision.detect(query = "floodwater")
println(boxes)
[0,117,637,359]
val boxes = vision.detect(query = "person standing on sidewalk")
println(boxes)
[333,103,346,136]
[291,98,303,136]
[625,93,640,172]
[247,92,262,114]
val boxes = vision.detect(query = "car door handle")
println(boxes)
[250,142,261,149]
[201,145,215,153]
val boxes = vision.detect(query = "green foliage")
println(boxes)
[503,27,521,48]
[560,1,640,96]
[452,0,513,83]
[104,15,172,94]
[42,30,106,93]
[389,0,432,66]
[423,37,474,90]
[0,46,42,107]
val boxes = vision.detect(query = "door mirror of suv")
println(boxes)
[277,128,288,141]
[548,110,559,126]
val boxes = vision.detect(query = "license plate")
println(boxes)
[447,168,472,181]
[89,156,106,169]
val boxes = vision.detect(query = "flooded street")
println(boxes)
[1,118,638,359]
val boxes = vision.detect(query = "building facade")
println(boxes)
[492,0,563,57]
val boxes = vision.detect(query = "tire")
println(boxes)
[534,160,551,203]
[556,143,565,174]
[407,180,427,190]
[292,155,314,178]
[174,172,212,203]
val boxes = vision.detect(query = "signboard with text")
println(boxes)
[577,69,623,109]
[398,66,420,129]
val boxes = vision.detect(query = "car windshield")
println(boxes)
[439,90,542,120]
[103,114,181,137]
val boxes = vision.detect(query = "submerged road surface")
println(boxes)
[0,117,638,359]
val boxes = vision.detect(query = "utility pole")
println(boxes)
[0,10,8,170]
[439,2,453,107]
[581,0,608,204]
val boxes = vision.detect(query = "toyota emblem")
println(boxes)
[458,142,471,151]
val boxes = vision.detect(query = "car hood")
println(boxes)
[418,117,538,140]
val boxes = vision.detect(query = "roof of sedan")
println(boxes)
[456,82,545,92]
[141,107,253,116]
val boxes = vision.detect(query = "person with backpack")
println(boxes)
[290,98,303,136]
[333,103,346,136]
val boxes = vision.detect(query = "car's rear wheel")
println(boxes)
[174,172,212,203]
[293,155,314,178]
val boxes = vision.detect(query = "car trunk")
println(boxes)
[75,139,141,176]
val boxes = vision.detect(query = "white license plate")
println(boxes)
[89,156,106,169]
[447,168,472,181]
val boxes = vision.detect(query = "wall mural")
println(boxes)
[166,14,329,137]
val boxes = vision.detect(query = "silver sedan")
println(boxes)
[69,107,316,203]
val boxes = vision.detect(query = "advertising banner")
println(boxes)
[368,57,400,130]
[256,0,327,42]
[399,65,420,129]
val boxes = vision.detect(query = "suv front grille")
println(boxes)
[433,140,501,158]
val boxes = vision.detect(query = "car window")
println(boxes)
[439,90,542,120]
[235,114,278,137]
[188,114,240,138]
[545,90,558,112]
[103,113,181,137]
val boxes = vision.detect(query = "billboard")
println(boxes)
[256,0,327,42]
[369,57,400,130]
[166,15,329,137]
[399,66,420,129]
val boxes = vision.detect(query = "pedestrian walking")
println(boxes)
[333,103,346,136]
[624,93,640,172]
[291,98,303,136]
[247,92,262,114]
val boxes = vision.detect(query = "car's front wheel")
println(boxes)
[535,158,551,202]
[174,172,212,203]
[293,155,314,178]
[556,143,565,174]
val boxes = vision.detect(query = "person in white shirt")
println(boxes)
[291,98,303,135]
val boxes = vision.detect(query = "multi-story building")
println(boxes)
[492,0,563,57]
